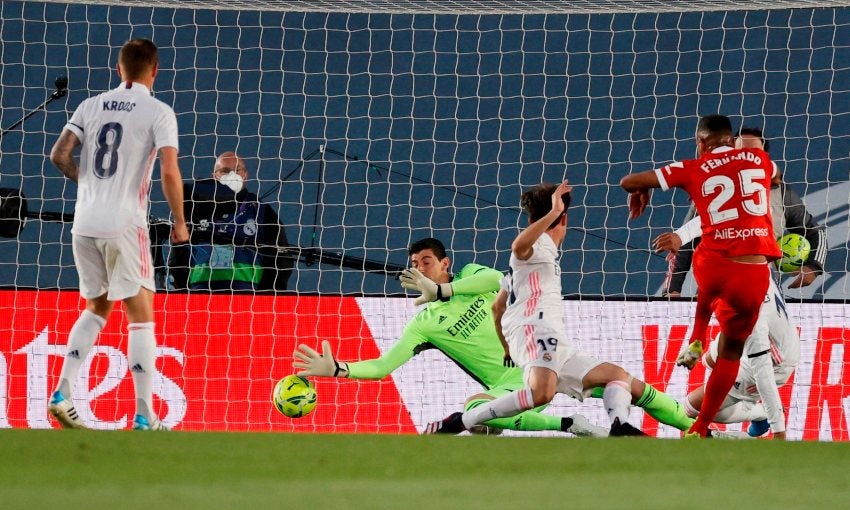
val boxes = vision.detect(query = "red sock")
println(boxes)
[689,357,739,437]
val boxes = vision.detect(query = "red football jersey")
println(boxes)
[655,146,782,260]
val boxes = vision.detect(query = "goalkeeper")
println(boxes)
[293,237,606,436]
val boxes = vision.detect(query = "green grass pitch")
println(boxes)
[2,429,848,509]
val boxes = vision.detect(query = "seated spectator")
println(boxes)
[168,152,293,292]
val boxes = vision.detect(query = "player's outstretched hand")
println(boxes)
[293,340,348,378]
[551,180,574,215]
[653,232,683,255]
[675,340,703,370]
[628,190,650,219]
[400,268,453,305]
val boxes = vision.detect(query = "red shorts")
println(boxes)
[692,250,770,341]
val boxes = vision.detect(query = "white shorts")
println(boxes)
[706,338,795,404]
[507,322,603,402]
[72,226,155,301]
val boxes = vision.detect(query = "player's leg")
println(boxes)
[461,367,554,429]
[50,235,114,429]
[466,388,607,437]
[110,227,165,430]
[630,379,695,432]
[688,260,769,437]
[588,375,695,432]
[582,362,645,435]
[424,367,554,434]
[425,324,563,434]
[677,295,713,368]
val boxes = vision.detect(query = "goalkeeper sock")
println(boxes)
[461,389,534,430]
[689,356,739,437]
[466,399,561,432]
[635,383,695,431]
[602,380,632,424]
[128,322,157,422]
[57,310,106,398]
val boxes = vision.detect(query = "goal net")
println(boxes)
[1,0,848,439]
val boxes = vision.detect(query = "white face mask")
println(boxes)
[218,172,244,194]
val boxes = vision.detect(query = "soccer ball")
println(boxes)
[776,233,811,273]
[272,375,317,418]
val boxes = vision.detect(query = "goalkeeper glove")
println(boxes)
[399,268,453,305]
[293,340,349,377]
[676,340,703,370]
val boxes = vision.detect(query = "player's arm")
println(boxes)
[49,129,81,182]
[492,289,513,366]
[293,326,423,380]
[400,263,501,305]
[749,350,786,439]
[159,146,189,244]
[620,170,661,220]
[782,183,827,288]
[512,180,571,260]
[654,214,701,256]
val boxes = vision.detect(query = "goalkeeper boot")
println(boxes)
[562,414,608,438]
[747,419,770,437]
[423,412,466,435]
[676,340,704,370]
[609,418,647,437]
[132,414,169,431]
[48,390,85,429]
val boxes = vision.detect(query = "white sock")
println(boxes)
[713,401,766,424]
[602,380,632,424]
[461,388,534,429]
[128,322,157,421]
[684,397,700,418]
[56,310,106,399]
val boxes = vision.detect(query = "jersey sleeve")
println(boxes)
[152,104,179,151]
[450,264,502,295]
[346,320,427,379]
[64,99,89,142]
[654,161,689,191]
[750,352,786,433]
[674,215,703,246]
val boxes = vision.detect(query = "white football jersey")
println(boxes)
[742,276,801,372]
[64,82,179,238]
[501,234,565,335]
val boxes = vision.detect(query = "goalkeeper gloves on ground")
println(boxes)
[399,268,453,305]
[676,340,703,370]
[293,340,349,378]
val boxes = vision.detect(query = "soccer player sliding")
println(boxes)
[425,180,697,436]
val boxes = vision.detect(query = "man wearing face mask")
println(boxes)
[167,151,293,291]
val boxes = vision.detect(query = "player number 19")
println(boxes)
[537,337,558,351]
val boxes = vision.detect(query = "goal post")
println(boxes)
[1,0,848,438]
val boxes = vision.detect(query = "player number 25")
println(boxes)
[703,168,767,224]
[93,122,124,179]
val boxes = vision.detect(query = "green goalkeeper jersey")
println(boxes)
[347,263,522,390]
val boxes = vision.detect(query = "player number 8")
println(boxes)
[93,122,124,179]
